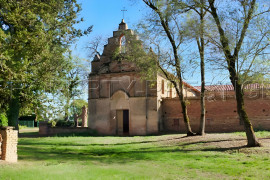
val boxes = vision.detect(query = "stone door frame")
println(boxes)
[116,109,130,136]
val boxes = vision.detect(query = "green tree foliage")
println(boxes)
[139,0,196,135]
[206,0,270,146]
[112,30,158,81]
[138,0,269,142]
[0,0,92,128]
[59,56,88,120]
[70,99,88,117]
[182,0,208,135]
[0,112,8,126]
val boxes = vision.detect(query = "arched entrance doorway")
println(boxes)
[111,90,130,135]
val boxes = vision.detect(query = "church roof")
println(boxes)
[194,83,270,92]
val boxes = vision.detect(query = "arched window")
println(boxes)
[120,35,126,53]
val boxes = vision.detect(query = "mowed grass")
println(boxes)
[1,131,270,180]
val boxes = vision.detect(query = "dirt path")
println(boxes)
[157,133,270,154]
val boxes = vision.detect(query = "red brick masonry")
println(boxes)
[162,97,270,133]
[39,121,90,136]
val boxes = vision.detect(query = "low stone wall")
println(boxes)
[0,127,18,162]
[39,121,49,135]
[162,97,270,133]
[39,121,92,136]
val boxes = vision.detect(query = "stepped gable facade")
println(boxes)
[88,20,197,135]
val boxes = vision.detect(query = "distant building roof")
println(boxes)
[194,83,270,92]
[157,72,200,93]
[183,81,201,93]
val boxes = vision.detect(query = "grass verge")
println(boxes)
[0,132,269,180]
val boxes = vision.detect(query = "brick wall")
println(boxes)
[0,127,18,162]
[39,122,92,136]
[46,127,90,135]
[39,121,49,135]
[162,97,270,133]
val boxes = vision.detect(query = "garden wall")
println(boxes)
[162,97,270,133]
[39,122,92,136]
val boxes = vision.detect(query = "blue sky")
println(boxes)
[72,0,148,61]
[71,0,152,98]
[72,0,230,87]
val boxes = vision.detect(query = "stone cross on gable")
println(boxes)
[121,7,127,19]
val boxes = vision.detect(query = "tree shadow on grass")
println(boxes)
[18,136,186,147]
[18,134,262,165]
[18,144,228,165]
[19,136,248,154]
[201,146,247,152]
[178,138,245,147]
[18,139,251,165]
[175,138,252,153]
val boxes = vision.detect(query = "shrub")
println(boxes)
[0,112,8,127]
[19,125,28,129]
[77,119,82,126]
[254,124,265,131]
[48,120,57,127]
[55,120,75,127]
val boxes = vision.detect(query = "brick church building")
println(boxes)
[88,20,270,135]
[88,20,198,135]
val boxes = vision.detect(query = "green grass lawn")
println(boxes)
[1,131,270,180]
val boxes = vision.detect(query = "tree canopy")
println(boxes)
[0,0,92,126]
[138,0,269,146]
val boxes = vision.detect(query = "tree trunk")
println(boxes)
[228,57,260,147]
[177,80,194,136]
[198,51,206,135]
[228,56,260,147]
[234,81,260,147]
[175,58,195,136]
[208,0,259,147]
[197,1,206,136]
[176,56,195,136]
[7,93,20,130]
[144,0,195,136]
[179,97,194,136]
[64,96,70,121]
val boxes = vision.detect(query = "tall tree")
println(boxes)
[0,0,92,128]
[173,0,209,135]
[207,0,270,146]
[190,0,208,135]
[142,0,195,135]
[60,56,87,120]
[196,0,207,135]
[70,99,88,117]
[183,0,208,135]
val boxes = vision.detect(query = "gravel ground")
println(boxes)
[157,133,270,154]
